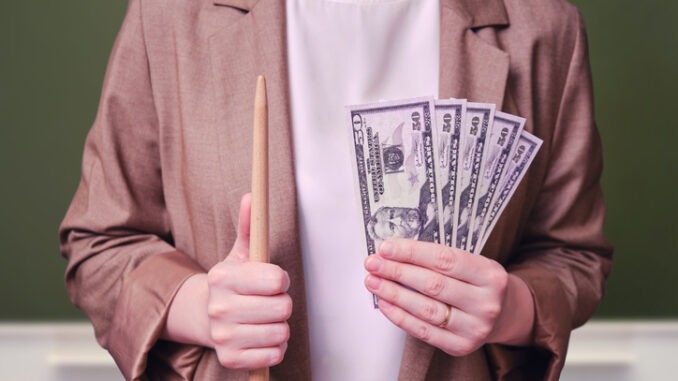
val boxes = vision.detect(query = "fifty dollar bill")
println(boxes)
[434,99,466,247]
[475,130,543,252]
[347,97,444,256]
[454,102,495,250]
[467,111,524,253]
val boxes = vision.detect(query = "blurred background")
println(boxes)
[1,0,677,380]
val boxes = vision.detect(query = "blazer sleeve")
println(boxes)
[486,10,613,381]
[59,0,205,379]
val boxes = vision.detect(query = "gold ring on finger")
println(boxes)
[438,304,452,329]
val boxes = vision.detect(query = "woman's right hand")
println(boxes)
[164,193,292,370]
[206,193,292,369]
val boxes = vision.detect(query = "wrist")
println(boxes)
[487,273,535,346]
[162,273,213,348]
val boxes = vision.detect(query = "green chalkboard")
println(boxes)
[569,0,678,317]
[1,1,127,319]
[1,1,676,320]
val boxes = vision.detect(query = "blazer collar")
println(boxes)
[213,0,509,27]
[210,0,510,106]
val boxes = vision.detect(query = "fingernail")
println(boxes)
[380,241,395,258]
[366,275,382,290]
[365,256,382,271]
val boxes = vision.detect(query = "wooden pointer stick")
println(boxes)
[249,75,270,381]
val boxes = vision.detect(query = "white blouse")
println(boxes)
[286,0,440,379]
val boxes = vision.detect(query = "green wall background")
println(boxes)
[1,1,676,320]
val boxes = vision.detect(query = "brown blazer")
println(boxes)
[59,0,612,380]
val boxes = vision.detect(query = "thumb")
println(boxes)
[227,193,251,262]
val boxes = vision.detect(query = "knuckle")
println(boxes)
[444,346,459,357]
[390,262,403,282]
[278,323,291,343]
[217,355,231,369]
[479,299,502,321]
[404,241,416,262]
[207,266,227,288]
[387,284,401,304]
[424,275,446,297]
[485,303,501,320]
[390,309,405,328]
[457,340,475,356]
[211,326,234,346]
[414,323,433,342]
[270,347,285,365]
[486,265,508,289]
[268,323,290,345]
[434,247,456,272]
[448,338,475,357]
[421,301,438,322]
[272,270,287,293]
[268,267,289,293]
[282,272,291,292]
[216,350,239,369]
[207,302,227,319]
[475,324,492,341]
[276,295,293,320]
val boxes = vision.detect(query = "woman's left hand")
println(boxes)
[364,238,533,356]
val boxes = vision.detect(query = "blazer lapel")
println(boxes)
[439,0,510,108]
[208,0,299,257]
[400,1,510,379]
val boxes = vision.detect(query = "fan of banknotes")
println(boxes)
[347,97,542,256]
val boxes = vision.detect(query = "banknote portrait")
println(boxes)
[366,179,439,243]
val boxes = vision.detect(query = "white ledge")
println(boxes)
[47,353,116,368]
[1,320,677,381]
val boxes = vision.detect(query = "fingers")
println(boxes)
[208,261,290,296]
[366,274,447,327]
[208,290,291,369]
[375,299,480,357]
[219,344,288,370]
[364,240,510,357]
[366,275,493,340]
[378,239,505,287]
[229,193,252,261]
[364,254,482,313]
[214,336,289,370]
[206,192,292,370]
[207,258,292,370]
[211,322,290,349]
[208,293,293,324]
